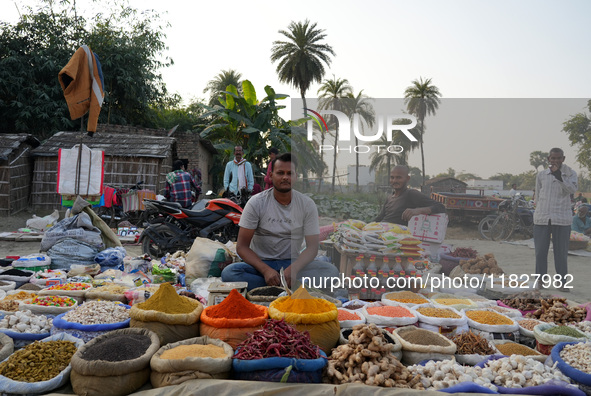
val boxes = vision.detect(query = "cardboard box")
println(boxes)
[408,214,449,243]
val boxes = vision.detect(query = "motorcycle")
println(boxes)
[139,196,242,258]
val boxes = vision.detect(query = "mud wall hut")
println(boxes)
[30,132,176,211]
[0,134,41,216]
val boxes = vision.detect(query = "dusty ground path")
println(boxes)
[2,212,590,303]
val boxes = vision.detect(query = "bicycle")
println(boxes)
[488,194,534,241]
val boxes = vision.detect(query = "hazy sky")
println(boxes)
[4,0,591,179]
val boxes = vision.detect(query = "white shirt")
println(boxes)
[533,164,577,226]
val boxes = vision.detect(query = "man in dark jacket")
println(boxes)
[375,165,446,225]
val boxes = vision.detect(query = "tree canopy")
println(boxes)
[562,99,591,172]
[0,0,173,138]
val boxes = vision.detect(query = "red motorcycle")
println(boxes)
[140,197,242,258]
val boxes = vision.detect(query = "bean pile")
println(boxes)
[466,310,513,325]
[560,343,591,374]
[398,328,450,347]
[81,333,151,362]
[518,319,542,331]
[0,341,77,382]
[451,331,496,355]
[161,344,227,359]
[417,307,461,319]
[63,301,129,325]
[496,342,540,356]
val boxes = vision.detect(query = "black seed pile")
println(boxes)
[251,286,284,296]
[81,334,151,362]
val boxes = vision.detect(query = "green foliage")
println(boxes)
[490,171,537,190]
[562,100,591,172]
[203,69,243,107]
[0,0,172,138]
[271,20,335,112]
[306,193,381,223]
[199,81,324,180]
[529,150,549,171]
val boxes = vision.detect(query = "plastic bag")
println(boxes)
[95,247,127,269]
[47,238,101,270]
[25,210,60,231]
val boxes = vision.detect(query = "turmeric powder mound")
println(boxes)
[273,286,334,314]
[136,283,196,314]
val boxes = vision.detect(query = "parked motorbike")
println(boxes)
[139,197,242,258]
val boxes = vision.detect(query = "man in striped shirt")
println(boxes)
[533,148,578,291]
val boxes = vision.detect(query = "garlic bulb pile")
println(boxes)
[0,310,52,333]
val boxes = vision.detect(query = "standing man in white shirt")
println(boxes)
[223,145,254,195]
[533,148,578,291]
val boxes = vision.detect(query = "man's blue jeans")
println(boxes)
[221,259,339,291]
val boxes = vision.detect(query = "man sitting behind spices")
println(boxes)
[572,205,591,235]
[221,152,339,291]
[374,165,446,226]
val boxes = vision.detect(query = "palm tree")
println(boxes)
[344,90,375,192]
[271,20,335,115]
[404,77,442,185]
[318,76,352,192]
[203,69,242,107]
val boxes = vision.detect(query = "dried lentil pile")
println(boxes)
[466,310,513,325]
[0,341,77,382]
[161,344,227,359]
[417,307,461,319]
[496,342,540,356]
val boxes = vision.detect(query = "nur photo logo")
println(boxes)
[304,108,418,154]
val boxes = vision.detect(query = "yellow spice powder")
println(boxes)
[161,344,227,359]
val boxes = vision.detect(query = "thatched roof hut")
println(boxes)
[0,134,41,216]
[31,132,176,210]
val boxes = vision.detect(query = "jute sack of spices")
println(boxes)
[70,328,160,396]
[268,286,339,354]
[129,283,203,345]
[392,326,457,365]
[150,335,233,387]
[199,289,268,349]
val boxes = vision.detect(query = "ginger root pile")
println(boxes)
[526,298,586,324]
[460,253,504,275]
[324,323,423,389]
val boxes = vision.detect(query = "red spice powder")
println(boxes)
[366,305,413,317]
[206,289,264,319]
[338,309,361,321]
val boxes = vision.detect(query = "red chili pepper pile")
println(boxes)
[449,247,478,258]
[234,319,321,360]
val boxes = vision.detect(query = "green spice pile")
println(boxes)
[543,326,586,338]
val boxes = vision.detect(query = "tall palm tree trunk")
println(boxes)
[331,126,339,192]
[355,136,359,193]
[419,118,426,186]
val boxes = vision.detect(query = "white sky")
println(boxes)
[4,0,591,179]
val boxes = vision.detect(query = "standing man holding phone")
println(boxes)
[533,148,578,291]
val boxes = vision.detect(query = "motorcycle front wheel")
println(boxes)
[478,215,498,240]
[141,224,176,259]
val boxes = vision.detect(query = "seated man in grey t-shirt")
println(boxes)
[221,153,339,291]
